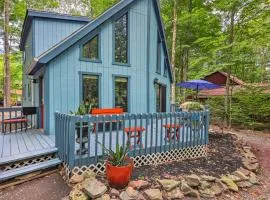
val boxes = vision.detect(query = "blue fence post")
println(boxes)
[68,116,75,168]
[205,110,210,145]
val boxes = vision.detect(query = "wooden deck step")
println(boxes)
[0,158,61,182]
[0,147,58,165]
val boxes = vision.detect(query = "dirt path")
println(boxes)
[213,128,270,200]
[0,173,70,200]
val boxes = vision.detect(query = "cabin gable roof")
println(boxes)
[19,9,91,51]
[26,0,173,83]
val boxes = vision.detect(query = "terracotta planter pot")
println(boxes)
[106,157,134,189]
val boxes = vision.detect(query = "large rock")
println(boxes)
[209,184,222,196]
[185,174,201,187]
[243,149,256,159]
[128,180,151,190]
[69,189,89,200]
[180,181,199,198]
[119,187,139,200]
[201,175,216,182]
[69,174,84,184]
[220,176,238,192]
[233,170,249,181]
[144,189,163,200]
[199,188,215,198]
[249,172,260,185]
[157,179,180,192]
[243,161,259,172]
[82,179,107,198]
[237,181,253,188]
[199,180,211,190]
[96,194,111,200]
[215,179,228,192]
[167,188,184,200]
[83,169,96,180]
[227,174,241,182]
[110,188,120,198]
[237,167,251,176]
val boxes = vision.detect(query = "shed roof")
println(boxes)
[26,0,173,82]
[19,9,91,50]
[203,71,244,86]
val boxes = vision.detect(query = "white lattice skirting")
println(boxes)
[0,154,55,172]
[67,145,208,178]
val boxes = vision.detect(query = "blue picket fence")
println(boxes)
[55,111,209,168]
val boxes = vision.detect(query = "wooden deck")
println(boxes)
[0,129,56,161]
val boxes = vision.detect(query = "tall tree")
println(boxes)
[3,0,11,107]
[170,0,177,105]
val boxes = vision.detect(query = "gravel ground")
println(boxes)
[133,132,243,179]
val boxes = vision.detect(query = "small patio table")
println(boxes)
[124,127,145,149]
[162,124,181,141]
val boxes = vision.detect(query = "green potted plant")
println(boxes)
[99,142,134,189]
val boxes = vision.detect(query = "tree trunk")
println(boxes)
[3,0,11,107]
[170,0,177,105]
[225,9,235,128]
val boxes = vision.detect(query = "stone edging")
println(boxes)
[62,132,260,200]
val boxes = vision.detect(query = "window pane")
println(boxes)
[28,82,32,100]
[164,60,168,77]
[83,75,99,108]
[156,83,166,112]
[114,14,128,63]
[115,77,128,112]
[155,84,161,112]
[82,35,99,60]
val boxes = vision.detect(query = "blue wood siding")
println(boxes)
[33,18,86,57]
[22,26,33,107]
[42,0,171,135]
[148,0,171,113]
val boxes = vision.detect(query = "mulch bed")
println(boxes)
[133,132,243,179]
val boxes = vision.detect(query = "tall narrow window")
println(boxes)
[114,14,128,64]
[155,83,166,112]
[156,31,161,74]
[164,60,168,77]
[114,77,128,112]
[82,75,99,108]
[28,82,32,100]
[82,35,99,60]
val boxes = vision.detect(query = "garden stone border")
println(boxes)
[62,131,261,199]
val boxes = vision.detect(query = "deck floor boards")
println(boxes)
[10,134,20,155]
[15,133,28,154]
[2,135,11,157]
[0,134,3,157]
[0,129,55,160]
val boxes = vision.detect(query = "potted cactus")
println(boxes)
[99,142,134,189]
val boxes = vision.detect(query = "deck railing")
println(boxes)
[0,107,38,133]
[55,111,209,168]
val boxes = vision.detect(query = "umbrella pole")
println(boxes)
[196,85,199,102]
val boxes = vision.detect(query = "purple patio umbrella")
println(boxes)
[176,80,221,100]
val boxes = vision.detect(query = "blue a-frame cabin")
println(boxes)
[20,0,173,135]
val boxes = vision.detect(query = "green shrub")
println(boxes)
[206,85,270,130]
[181,101,204,111]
